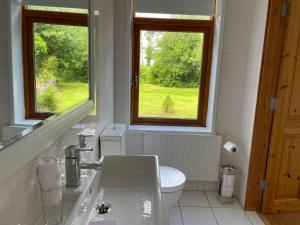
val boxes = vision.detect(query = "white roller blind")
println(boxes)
[21,0,89,9]
[135,0,215,16]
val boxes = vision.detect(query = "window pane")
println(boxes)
[34,23,89,115]
[138,31,204,119]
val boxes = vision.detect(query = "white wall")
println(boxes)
[0,0,11,125]
[9,0,26,124]
[113,0,132,125]
[207,0,268,206]
[113,0,141,154]
[235,0,268,207]
[94,0,115,123]
[217,0,255,152]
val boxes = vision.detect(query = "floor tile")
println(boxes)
[205,191,241,209]
[179,191,210,207]
[212,208,252,225]
[169,207,183,225]
[245,211,265,225]
[181,207,218,225]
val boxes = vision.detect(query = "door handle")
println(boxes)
[134,73,139,89]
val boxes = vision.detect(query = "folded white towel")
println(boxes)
[39,174,61,190]
[38,157,61,191]
[42,187,62,205]
[88,219,118,225]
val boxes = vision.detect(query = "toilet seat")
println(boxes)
[160,166,186,193]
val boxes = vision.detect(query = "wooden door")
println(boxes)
[262,0,300,213]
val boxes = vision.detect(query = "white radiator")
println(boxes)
[144,133,222,181]
[0,126,27,142]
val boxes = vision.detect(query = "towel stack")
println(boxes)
[38,157,62,205]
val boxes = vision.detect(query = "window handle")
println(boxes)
[134,73,139,89]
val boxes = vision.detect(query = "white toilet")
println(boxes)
[160,166,186,225]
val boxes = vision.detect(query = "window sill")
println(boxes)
[14,119,42,128]
[128,125,214,134]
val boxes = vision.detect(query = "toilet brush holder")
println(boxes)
[217,165,237,204]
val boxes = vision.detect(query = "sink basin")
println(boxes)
[64,156,163,225]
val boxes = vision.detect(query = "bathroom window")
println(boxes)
[131,17,214,126]
[22,7,89,119]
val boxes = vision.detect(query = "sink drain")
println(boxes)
[95,202,112,214]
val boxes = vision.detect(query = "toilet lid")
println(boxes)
[160,166,186,193]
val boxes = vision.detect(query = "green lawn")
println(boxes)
[56,82,89,113]
[139,82,199,119]
[55,82,199,118]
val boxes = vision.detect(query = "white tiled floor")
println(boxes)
[179,191,210,207]
[169,191,265,225]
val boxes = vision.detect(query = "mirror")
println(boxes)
[0,0,93,150]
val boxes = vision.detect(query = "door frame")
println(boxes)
[244,0,289,210]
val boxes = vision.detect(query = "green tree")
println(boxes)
[143,31,156,66]
[35,24,88,82]
[34,33,48,75]
[149,32,203,88]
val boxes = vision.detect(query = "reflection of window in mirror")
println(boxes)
[22,6,89,119]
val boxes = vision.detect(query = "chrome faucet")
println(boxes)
[65,134,102,187]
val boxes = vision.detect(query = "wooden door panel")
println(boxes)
[276,136,300,199]
[284,122,300,134]
[272,199,300,212]
[262,0,300,213]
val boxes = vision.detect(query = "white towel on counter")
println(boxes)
[42,188,62,205]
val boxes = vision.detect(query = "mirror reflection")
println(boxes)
[0,1,91,150]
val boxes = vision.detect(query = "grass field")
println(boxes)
[139,82,199,119]
[55,82,199,118]
[56,82,89,113]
